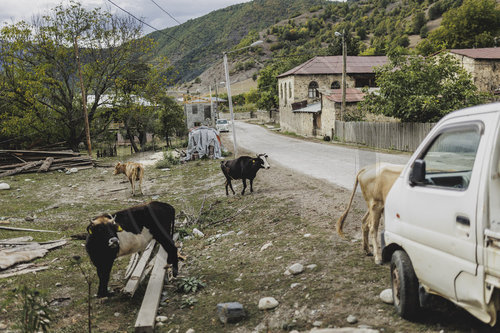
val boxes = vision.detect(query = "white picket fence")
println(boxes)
[334,121,435,152]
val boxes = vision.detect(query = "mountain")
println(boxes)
[147,0,328,82]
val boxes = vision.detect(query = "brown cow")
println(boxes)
[336,163,404,264]
[113,162,144,196]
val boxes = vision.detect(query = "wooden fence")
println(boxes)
[334,121,435,152]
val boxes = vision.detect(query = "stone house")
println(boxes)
[184,96,225,129]
[444,48,500,94]
[277,55,388,137]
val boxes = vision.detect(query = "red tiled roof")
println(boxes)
[277,56,388,78]
[325,88,365,103]
[448,48,500,59]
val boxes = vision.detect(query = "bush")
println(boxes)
[155,150,181,169]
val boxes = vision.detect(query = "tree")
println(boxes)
[0,1,152,151]
[157,96,185,147]
[359,54,489,122]
[417,0,500,54]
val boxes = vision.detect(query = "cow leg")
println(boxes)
[360,211,371,255]
[154,234,179,277]
[241,179,247,195]
[96,260,114,297]
[226,179,235,195]
[369,203,384,265]
[131,177,136,196]
[249,178,254,193]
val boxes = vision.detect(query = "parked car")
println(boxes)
[383,102,500,326]
[216,119,230,132]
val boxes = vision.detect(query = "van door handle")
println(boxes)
[456,215,470,226]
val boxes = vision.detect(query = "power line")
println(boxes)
[149,0,182,26]
[106,0,190,49]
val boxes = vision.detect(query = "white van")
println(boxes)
[383,103,500,326]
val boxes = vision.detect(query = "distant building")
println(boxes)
[277,55,388,137]
[184,96,226,129]
[443,48,500,94]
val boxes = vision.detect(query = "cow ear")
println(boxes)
[86,224,93,234]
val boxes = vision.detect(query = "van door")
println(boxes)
[398,121,487,302]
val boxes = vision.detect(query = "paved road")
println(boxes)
[226,121,411,189]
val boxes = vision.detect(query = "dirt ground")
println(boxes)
[0,139,497,332]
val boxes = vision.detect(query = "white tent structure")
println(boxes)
[184,126,223,161]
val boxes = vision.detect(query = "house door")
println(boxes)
[313,113,321,136]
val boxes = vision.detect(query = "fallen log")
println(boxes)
[38,157,54,173]
[0,160,43,178]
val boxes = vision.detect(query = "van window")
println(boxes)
[418,126,481,190]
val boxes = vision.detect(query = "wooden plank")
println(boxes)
[134,247,168,333]
[124,253,140,280]
[122,240,156,297]
[0,226,60,233]
[0,265,49,279]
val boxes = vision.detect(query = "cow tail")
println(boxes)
[336,169,361,238]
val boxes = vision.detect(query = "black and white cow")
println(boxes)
[85,201,178,297]
[220,153,270,195]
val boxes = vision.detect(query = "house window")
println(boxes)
[331,81,340,89]
[308,81,319,98]
[204,105,211,120]
[289,82,292,98]
[284,82,287,104]
[192,105,198,114]
[280,84,283,99]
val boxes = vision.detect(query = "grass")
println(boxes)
[0,150,495,332]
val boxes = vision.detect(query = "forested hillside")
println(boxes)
[147,0,328,82]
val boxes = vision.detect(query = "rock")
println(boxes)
[151,195,159,200]
[0,322,7,329]
[304,233,311,238]
[69,168,79,173]
[237,231,244,236]
[379,289,393,304]
[156,315,168,322]
[55,282,62,287]
[347,315,358,324]
[287,263,304,275]
[258,297,279,310]
[260,242,273,251]
[192,228,204,238]
[0,183,10,190]
[290,283,301,289]
[114,312,120,317]
[217,302,245,323]
[221,231,235,237]
[306,264,317,270]
[313,320,323,327]
[186,329,195,333]
[25,216,34,222]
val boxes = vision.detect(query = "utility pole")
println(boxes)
[73,36,92,156]
[341,28,346,122]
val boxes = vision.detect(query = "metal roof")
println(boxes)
[292,102,321,113]
[277,56,388,78]
[448,48,500,60]
[325,88,365,103]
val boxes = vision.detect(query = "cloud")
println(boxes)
[1,0,252,34]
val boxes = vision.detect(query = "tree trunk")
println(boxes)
[126,128,140,153]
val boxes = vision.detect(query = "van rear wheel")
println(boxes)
[391,250,419,320]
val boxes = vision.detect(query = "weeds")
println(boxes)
[7,285,52,333]
[155,150,181,169]
[180,296,198,309]
[177,277,206,293]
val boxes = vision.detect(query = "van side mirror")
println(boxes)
[410,159,426,186]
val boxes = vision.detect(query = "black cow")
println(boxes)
[221,153,270,195]
[85,201,178,297]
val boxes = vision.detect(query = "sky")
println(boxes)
[0,0,253,35]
